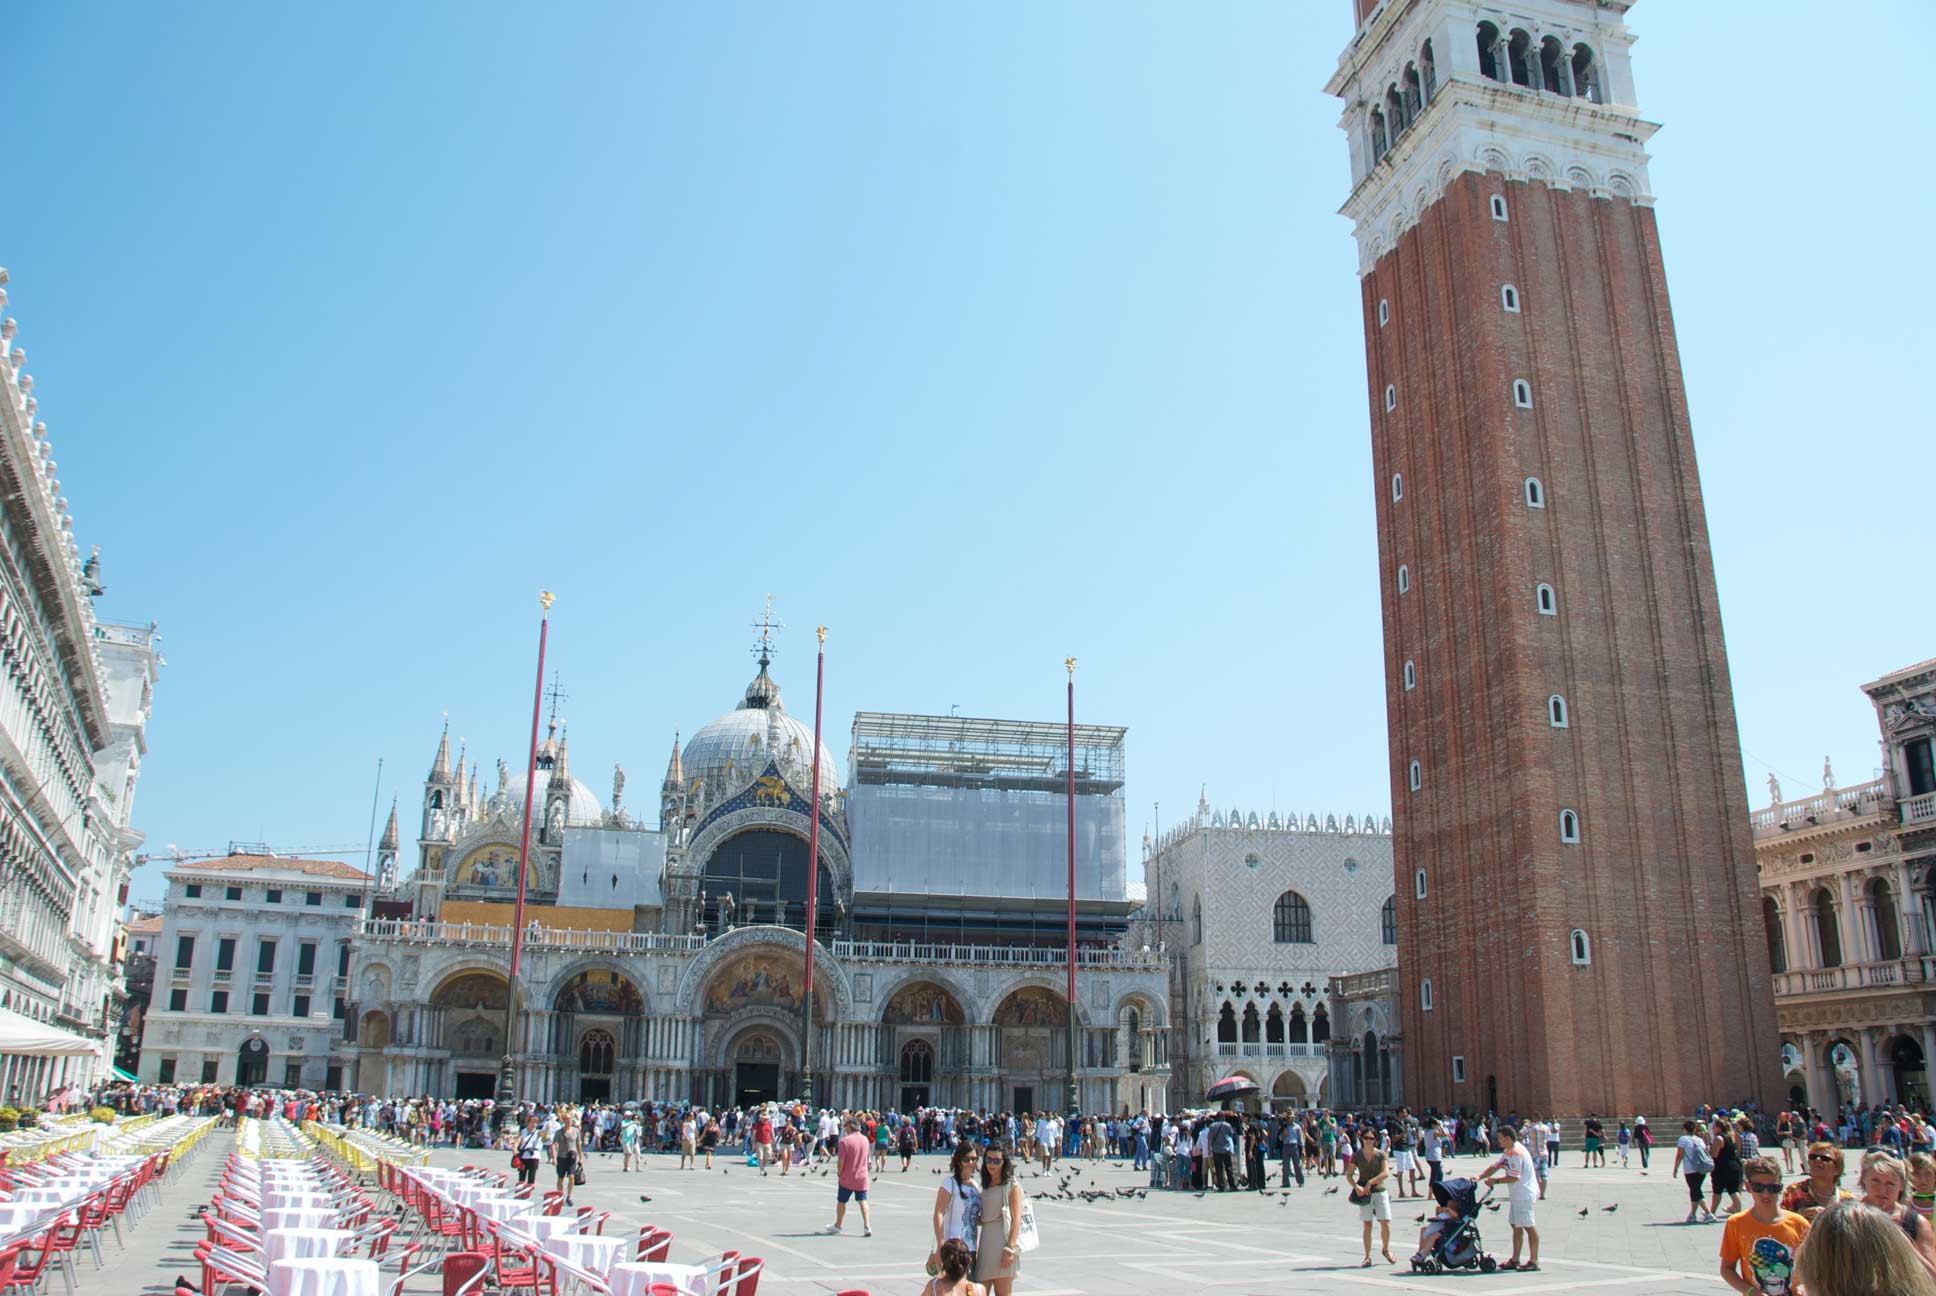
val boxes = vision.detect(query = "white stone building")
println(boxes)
[1140,796,1396,1110]
[137,854,370,1090]
[340,641,1171,1114]
[0,269,161,1096]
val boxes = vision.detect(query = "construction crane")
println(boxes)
[134,842,370,868]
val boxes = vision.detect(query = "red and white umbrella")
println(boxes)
[1205,1075,1261,1103]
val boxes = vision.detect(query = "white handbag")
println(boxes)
[1012,1191,1040,1254]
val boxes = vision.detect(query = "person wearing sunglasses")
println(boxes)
[975,1143,1025,1293]
[1718,1155,1810,1296]
[930,1142,983,1278]
[1782,1142,1854,1222]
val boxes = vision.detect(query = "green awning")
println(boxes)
[111,1066,138,1083]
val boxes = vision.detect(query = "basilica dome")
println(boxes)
[682,665,841,796]
[491,770,605,825]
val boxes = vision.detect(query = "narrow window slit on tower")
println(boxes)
[1502,284,1519,312]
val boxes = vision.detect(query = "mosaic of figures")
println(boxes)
[555,969,643,1015]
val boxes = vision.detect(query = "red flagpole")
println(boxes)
[498,591,552,1132]
[1066,656,1079,1119]
[802,626,826,1108]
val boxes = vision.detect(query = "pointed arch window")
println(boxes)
[1216,1003,1237,1044]
[1385,384,1397,412]
[1397,564,1410,594]
[1241,1003,1261,1043]
[1272,891,1314,944]
[1312,1004,1331,1044]
[1392,472,1403,502]
[1408,759,1422,792]
[1192,896,1202,946]
[1287,1004,1308,1045]
[1548,694,1569,728]
[1569,929,1591,965]
[1381,895,1397,945]
[1265,1003,1284,1044]
[1559,808,1581,843]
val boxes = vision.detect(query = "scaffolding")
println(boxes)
[849,711,1126,795]
[846,710,1129,908]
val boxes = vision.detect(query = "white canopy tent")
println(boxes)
[0,1005,98,1055]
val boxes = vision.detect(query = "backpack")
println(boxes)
[1683,1136,1714,1174]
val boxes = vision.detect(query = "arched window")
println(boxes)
[1392,472,1403,501]
[1403,65,1423,120]
[1420,978,1434,1011]
[1216,1003,1237,1044]
[1381,895,1397,945]
[1763,896,1787,975]
[578,1028,615,1075]
[1536,582,1557,615]
[1490,194,1509,222]
[1414,870,1428,901]
[1378,298,1390,326]
[1403,660,1416,691]
[1559,808,1581,843]
[1549,694,1569,728]
[1539,36,1567,94]
[1813,888,1842,967]
[1370,109,1388,163]
[1265,1003,1284,1044]
[900,1039,934,1083]
[1572,44,1600,103]
[1507,29,1533,88]
[1476,22,1502,82]
[1524,476,1543,507]
[1569,929,1591,965]
[1513,379,1533,408]
[1288,1004,1308,1044]
[1272,891,1314,944]
[1192,896,1202,945]
[1241,1003,1261,1043]
[1870,878,1903,961]
[1397,564,1410,594]
[1387,86,1408,141]
[1502,283,1520,313]
[1408,760,1422,792]
[1312,1004,1331,1044]
[1385,384,1397,411]
[1420,40,1437,102]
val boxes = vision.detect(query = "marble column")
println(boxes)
[1860,1029,1886,1107]
[1838,874,1862,969]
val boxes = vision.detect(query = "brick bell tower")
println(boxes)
[1326,0,1780,1117]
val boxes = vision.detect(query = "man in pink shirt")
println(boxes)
[823,1117,874,1237]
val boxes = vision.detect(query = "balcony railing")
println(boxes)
[1214,1041,1324,1059]
[353,917,1164,967]
[358,917,707,954]
[1752,778,1890,837]
[832,940,1164,970]
[1773,957,1936,997]
[212,969,232,984]
[1905,792,1936,826]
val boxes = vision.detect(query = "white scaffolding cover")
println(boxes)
[848,784,1126,901]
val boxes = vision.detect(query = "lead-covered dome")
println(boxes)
[491,770,604,825]
[682,664,840,796]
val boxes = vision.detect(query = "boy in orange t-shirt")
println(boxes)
[1720,1156,1809,1295]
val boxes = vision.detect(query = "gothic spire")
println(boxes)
[548,724,571,787]
[663,730,684,790]
[378,800,399,852]
[429,721,452,783]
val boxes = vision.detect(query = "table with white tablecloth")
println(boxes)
[505,1214,576,1240]
[471,1197,534,1222]
[264,1190,338,1211]
[542,1233,626,1279]
[609,1260,708,1296]
[266,1257,379,1296]
[264,1228,356,1265]
[264,1207,339,1232]
[0,1203,51,1235]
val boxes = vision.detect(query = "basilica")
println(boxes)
[344,643,1174,1115]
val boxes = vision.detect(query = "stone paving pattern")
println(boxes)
[106,1136,1795,1295]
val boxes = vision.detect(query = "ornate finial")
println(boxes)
[752,595,784,667]
[1065,656,1077,676]
[539,590,555,611]
[817,625,827,647]
[544,670,568,730]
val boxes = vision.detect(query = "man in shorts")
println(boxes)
[823,1118,874,1237]
[1582,1114,1604,1168]
[1480,1125,1541,1272]
[1350,1126,1394,1266]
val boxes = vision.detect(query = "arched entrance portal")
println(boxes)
[356,1011,393,1095]
[237,1035,269,1087]
[579,1029,617,1104]
[733,1031,787,1107]
[993,987,1073,1115]
[1894,1035,1927,1108]
[1271,1069,1308,1110]
[431,971,510,1100]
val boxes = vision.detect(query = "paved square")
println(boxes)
[412,1141,1761,1295]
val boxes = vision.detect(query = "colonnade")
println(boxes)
[1787,1023,1936,1112]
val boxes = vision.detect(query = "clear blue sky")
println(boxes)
[6,3,1930,906]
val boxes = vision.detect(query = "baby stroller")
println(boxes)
[1410,1177,1497,1274]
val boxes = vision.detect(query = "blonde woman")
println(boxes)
[1796,1201,1936,1296]
[1859,1152,1936,1276]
